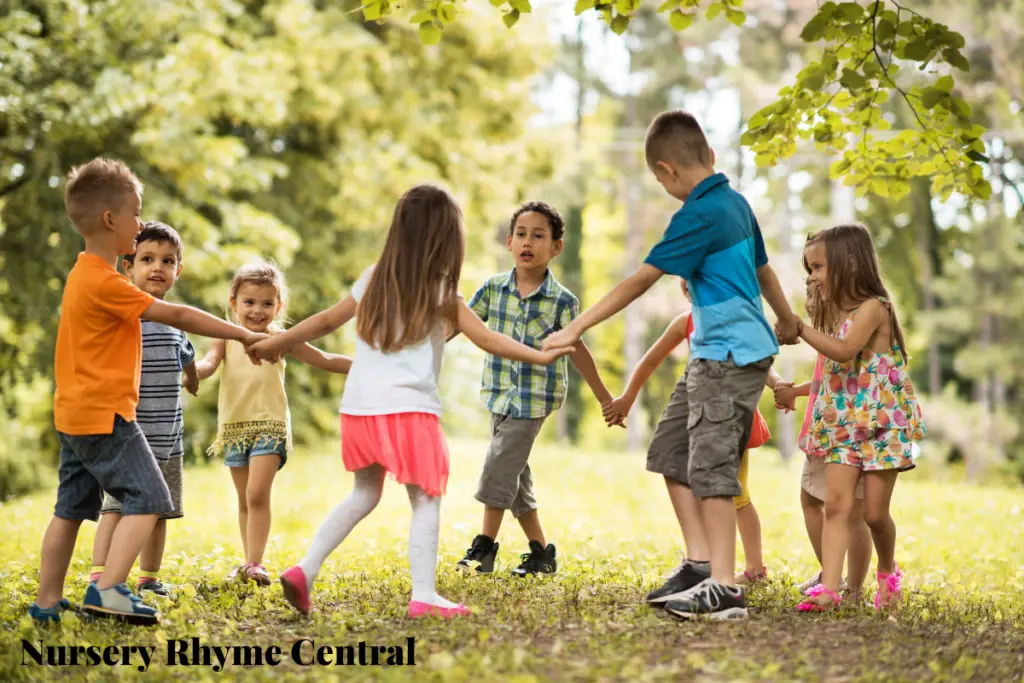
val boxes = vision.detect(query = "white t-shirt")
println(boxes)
[339,266,447,417]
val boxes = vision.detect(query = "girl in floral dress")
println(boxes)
[785,224,925,613]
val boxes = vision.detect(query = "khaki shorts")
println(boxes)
[801,455,864,502]
[647,356,774,499]
[475,413,546,518]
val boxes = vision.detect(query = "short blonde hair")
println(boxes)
[64,158,143,232]
[645,110,713,169]
[230,262,289,316]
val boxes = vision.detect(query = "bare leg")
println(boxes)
[735,502,764,573]
[139,519,167,574]
[481,506,504,540]
[845,498,873,595]
[35,517,83,607]
[97,514,158,589]
[815,464,861,601]
[701,496,738,586]
[244,455,281,565]
[230,467,249,558]
[665,477,710,561]
[91,512,120,569]
[515,509,545,546]
[800,488,825,565]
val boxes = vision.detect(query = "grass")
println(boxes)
[2,439,1023,681]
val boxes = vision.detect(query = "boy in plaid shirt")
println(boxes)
[456,202,615,577]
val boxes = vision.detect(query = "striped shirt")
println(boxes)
[469,269,579,418]
[137,321,195,460]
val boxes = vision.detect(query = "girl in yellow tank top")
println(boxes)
[195,263,351,586]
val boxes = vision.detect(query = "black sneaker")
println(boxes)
[456,535,499,574]
[663,578,748,620]
[511,540,556,577]
[645,559,711,603]
[138,580,171,599]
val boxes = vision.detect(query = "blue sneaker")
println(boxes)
[28,598,77,624]
[83,583,160,626]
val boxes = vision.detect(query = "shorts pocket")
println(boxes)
[687,403,703,430]
[705,398,735,424]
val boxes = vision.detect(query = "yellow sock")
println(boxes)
[138,569,158,585]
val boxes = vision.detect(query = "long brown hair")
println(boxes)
[804,224,909,362]
[356,184,464,352]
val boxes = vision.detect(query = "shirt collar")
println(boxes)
[501,268,555,299]
[689,173,729,201]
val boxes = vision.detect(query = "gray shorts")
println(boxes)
[55,415,173,522]
[475,413,546,518]
[102,456,184,520]
[647,356,774,499]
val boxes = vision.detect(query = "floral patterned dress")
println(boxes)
[806,299,925,471]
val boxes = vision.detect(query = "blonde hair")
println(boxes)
[230,262,288,318]
[357,184,464,353]
[64,158,143,232]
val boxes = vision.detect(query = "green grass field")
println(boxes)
[2,439,1023,681]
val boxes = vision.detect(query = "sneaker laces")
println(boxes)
[465,537,491,561]
[663,556,694,580]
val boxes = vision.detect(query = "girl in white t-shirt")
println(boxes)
[248,184,575,618]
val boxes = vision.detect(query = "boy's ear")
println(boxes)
[505,233,514,250]
[709,147,716,167]
[175,263,184,278]
[102,210,116,230]
[122,259,133,274]
[551,239,564,258]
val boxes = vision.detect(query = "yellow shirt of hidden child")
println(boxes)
[209,337,292,457]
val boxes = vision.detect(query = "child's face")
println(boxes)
[804,278,818,317]
[804,242,829,299]
[507,211,562,272]
[231,283,282,333]
[679,278,691,302]
[125,240,182,299]
[107,190,144,256]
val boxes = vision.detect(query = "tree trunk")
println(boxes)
[913,180,941,397]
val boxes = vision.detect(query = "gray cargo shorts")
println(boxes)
[102,454,184,520]
[647,355,774,499]
[475,413,546,518]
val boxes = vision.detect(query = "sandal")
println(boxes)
[874,563,903,611]
[244,563,272,587]
[797,584,842,612]
[735,566,768,586]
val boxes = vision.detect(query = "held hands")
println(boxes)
[542,325,580,352]
[774,315,803,346]
[537,345,576,365]
[773,381,797,413]
[602,395,632,428]
[182,373,200,397]
[243,332,280,365]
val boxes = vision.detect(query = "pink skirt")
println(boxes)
[341,413,449,497]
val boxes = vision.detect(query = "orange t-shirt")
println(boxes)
[684,314,771,449]
[53,253,155,435]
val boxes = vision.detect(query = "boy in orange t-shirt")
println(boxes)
[30,158,267,625]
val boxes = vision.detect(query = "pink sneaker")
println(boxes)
[874,563,903,611]
[407,601,470,619]
[280,566,311,615]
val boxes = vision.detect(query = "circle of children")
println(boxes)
[30,110,925,627]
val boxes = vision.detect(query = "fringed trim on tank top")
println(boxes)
[208,420,291,457]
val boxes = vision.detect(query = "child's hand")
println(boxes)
[774,382,798,412]
[542,326,580,352]
[602,395,631,427]
[245,335,281,365]
[182,373,200,397]
[537,345,576,365]
[774,315,802,345]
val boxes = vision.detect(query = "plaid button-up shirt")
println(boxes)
[468,269,579,418]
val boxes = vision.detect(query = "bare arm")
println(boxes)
[620,314,688,409]
[194,338,226,380]
[543,265,663,350]
[569,342,613,406]
[143,300,261,344]
[182,361,200,396]
[756,264,800,343]
[249,296,358,361]
[456,300,573,365]
[799,299,886,363]
[287,342,353,374]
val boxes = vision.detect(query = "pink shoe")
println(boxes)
[407,601,470,619]
[874,563,903,611]
[280,566,311,615]
[797,584,842,613]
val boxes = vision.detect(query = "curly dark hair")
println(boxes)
[125,221,183,263]
[509,201,565,241]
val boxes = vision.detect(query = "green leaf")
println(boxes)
[489,0,506,7]
[725,9,745,26]
[705,3,724,20]
[966,149,989,163]
[656,0,679,11]
[934,75,954,93]
[410,9,434,23]
[950,96,972,120]
[943,48,970,72]
[837,2,863,20]
[509,0,532,12]
[668,10,693,31]
[839,68,866,89]
[800,16,826,41]
[575,0,596,11]
[920,87,943,109]
[754,151,777,167]
[841,22,861,37]
[972,178,993,200]
[803,67,826,92]
[502,8,520,27]
[830,157,852,177]
[362,1,382,21]
[876,19,895,42]
[419,21,441,43]
[610,14,629,34]
[904,37,933,61]
[437,3,456,23]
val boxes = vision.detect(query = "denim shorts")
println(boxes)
[55,415,173,521]
[102,456,184,519]
[223,437,287,469]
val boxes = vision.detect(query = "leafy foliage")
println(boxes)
[1,441,1023,680]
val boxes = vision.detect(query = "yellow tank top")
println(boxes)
[208,339,291,456]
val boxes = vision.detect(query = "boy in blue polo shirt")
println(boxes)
[544,110,800,620]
